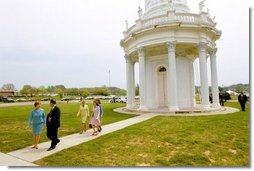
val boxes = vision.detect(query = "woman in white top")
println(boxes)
[77,100,90,134]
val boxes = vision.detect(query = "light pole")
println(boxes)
[109,70,111,87]
[108,70,111,95]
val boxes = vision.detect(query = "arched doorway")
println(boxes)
[158,67,168,108]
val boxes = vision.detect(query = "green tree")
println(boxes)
[219,86,225,93]
[96,88,109,96]
[1,83,15,90]
[119,89,126,96]
[55,89,63,98]
[79,89,89,97]
[55,85,66,92]
[65,88,80,96]
[47,86,56,94]
[38,86,48,95]
[33,87,40,96]
[20,85,34,97]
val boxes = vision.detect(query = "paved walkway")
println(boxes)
[3,114,157,166]
[0,152,37,166]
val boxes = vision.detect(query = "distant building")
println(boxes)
[0,90,17,97]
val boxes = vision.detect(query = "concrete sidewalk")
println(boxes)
[0,152,37,166]
[5,113,157,166]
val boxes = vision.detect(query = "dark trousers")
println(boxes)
[240,102,246,111]
[220,99,224,106]
[47,126,60,148]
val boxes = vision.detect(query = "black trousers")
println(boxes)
[47,126,60,148]
[240,102,246,111]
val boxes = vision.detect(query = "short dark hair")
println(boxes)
[50,99,56,104]
[34,101,41,107]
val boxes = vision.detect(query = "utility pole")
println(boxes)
[109,70,111,87]
[108,70,111,95]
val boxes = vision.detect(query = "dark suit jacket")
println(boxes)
[238,95,247,104]
[46,106,60,128]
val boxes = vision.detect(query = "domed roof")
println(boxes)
[144,0,190,19]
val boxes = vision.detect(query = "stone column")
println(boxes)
[210,48,220,108]
[137,47,146,110]
[190,61,196,107]
[130,61,136,107]
[125,55,132,108]
[167,41,179,111]
[198,42,210,109]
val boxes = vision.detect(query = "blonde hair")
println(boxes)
[81,100,86,106]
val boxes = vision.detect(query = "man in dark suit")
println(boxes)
[238,92,248,111]
[46,99,60,151]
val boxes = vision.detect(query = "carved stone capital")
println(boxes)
[136,47,144,57]
[167,41,176,51]
[124,54,131,63]
[198,42,207,52]
[210,48,218,57]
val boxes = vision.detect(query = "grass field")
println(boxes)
[0,102,136,153]
[36,102,249,166]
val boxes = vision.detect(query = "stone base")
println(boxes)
[122,104,223,115]
[168,106,179,112]
[115,105,240,117]
[212,103,221,108]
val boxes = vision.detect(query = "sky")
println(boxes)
[0,0,250,90]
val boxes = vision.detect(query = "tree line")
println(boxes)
[1,83,126,98]
[1,83,249,97]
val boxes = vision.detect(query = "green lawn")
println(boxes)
[230,95,238,101]
[0,102,136,153]
[36,102,249,166]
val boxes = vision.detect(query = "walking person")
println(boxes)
[219,93,224,106]
[89,100,101,136]
[238,92,248,111]
[96,99,103,132]
[77,100,90,134]
[27,101,46,149]
[46,99,61,151]
[209,94,213,104]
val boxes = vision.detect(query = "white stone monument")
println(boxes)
[120,0,222,113]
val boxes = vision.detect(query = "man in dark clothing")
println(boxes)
[238,92,248,111]
[46,99,60,151]
[209,94,213,104]
[219,93,224,106]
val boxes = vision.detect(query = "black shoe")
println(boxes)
[57,139,60,144]
[47,147,55,151]
[98,126,102,132]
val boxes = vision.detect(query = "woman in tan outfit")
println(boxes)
[77,100,90,134]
